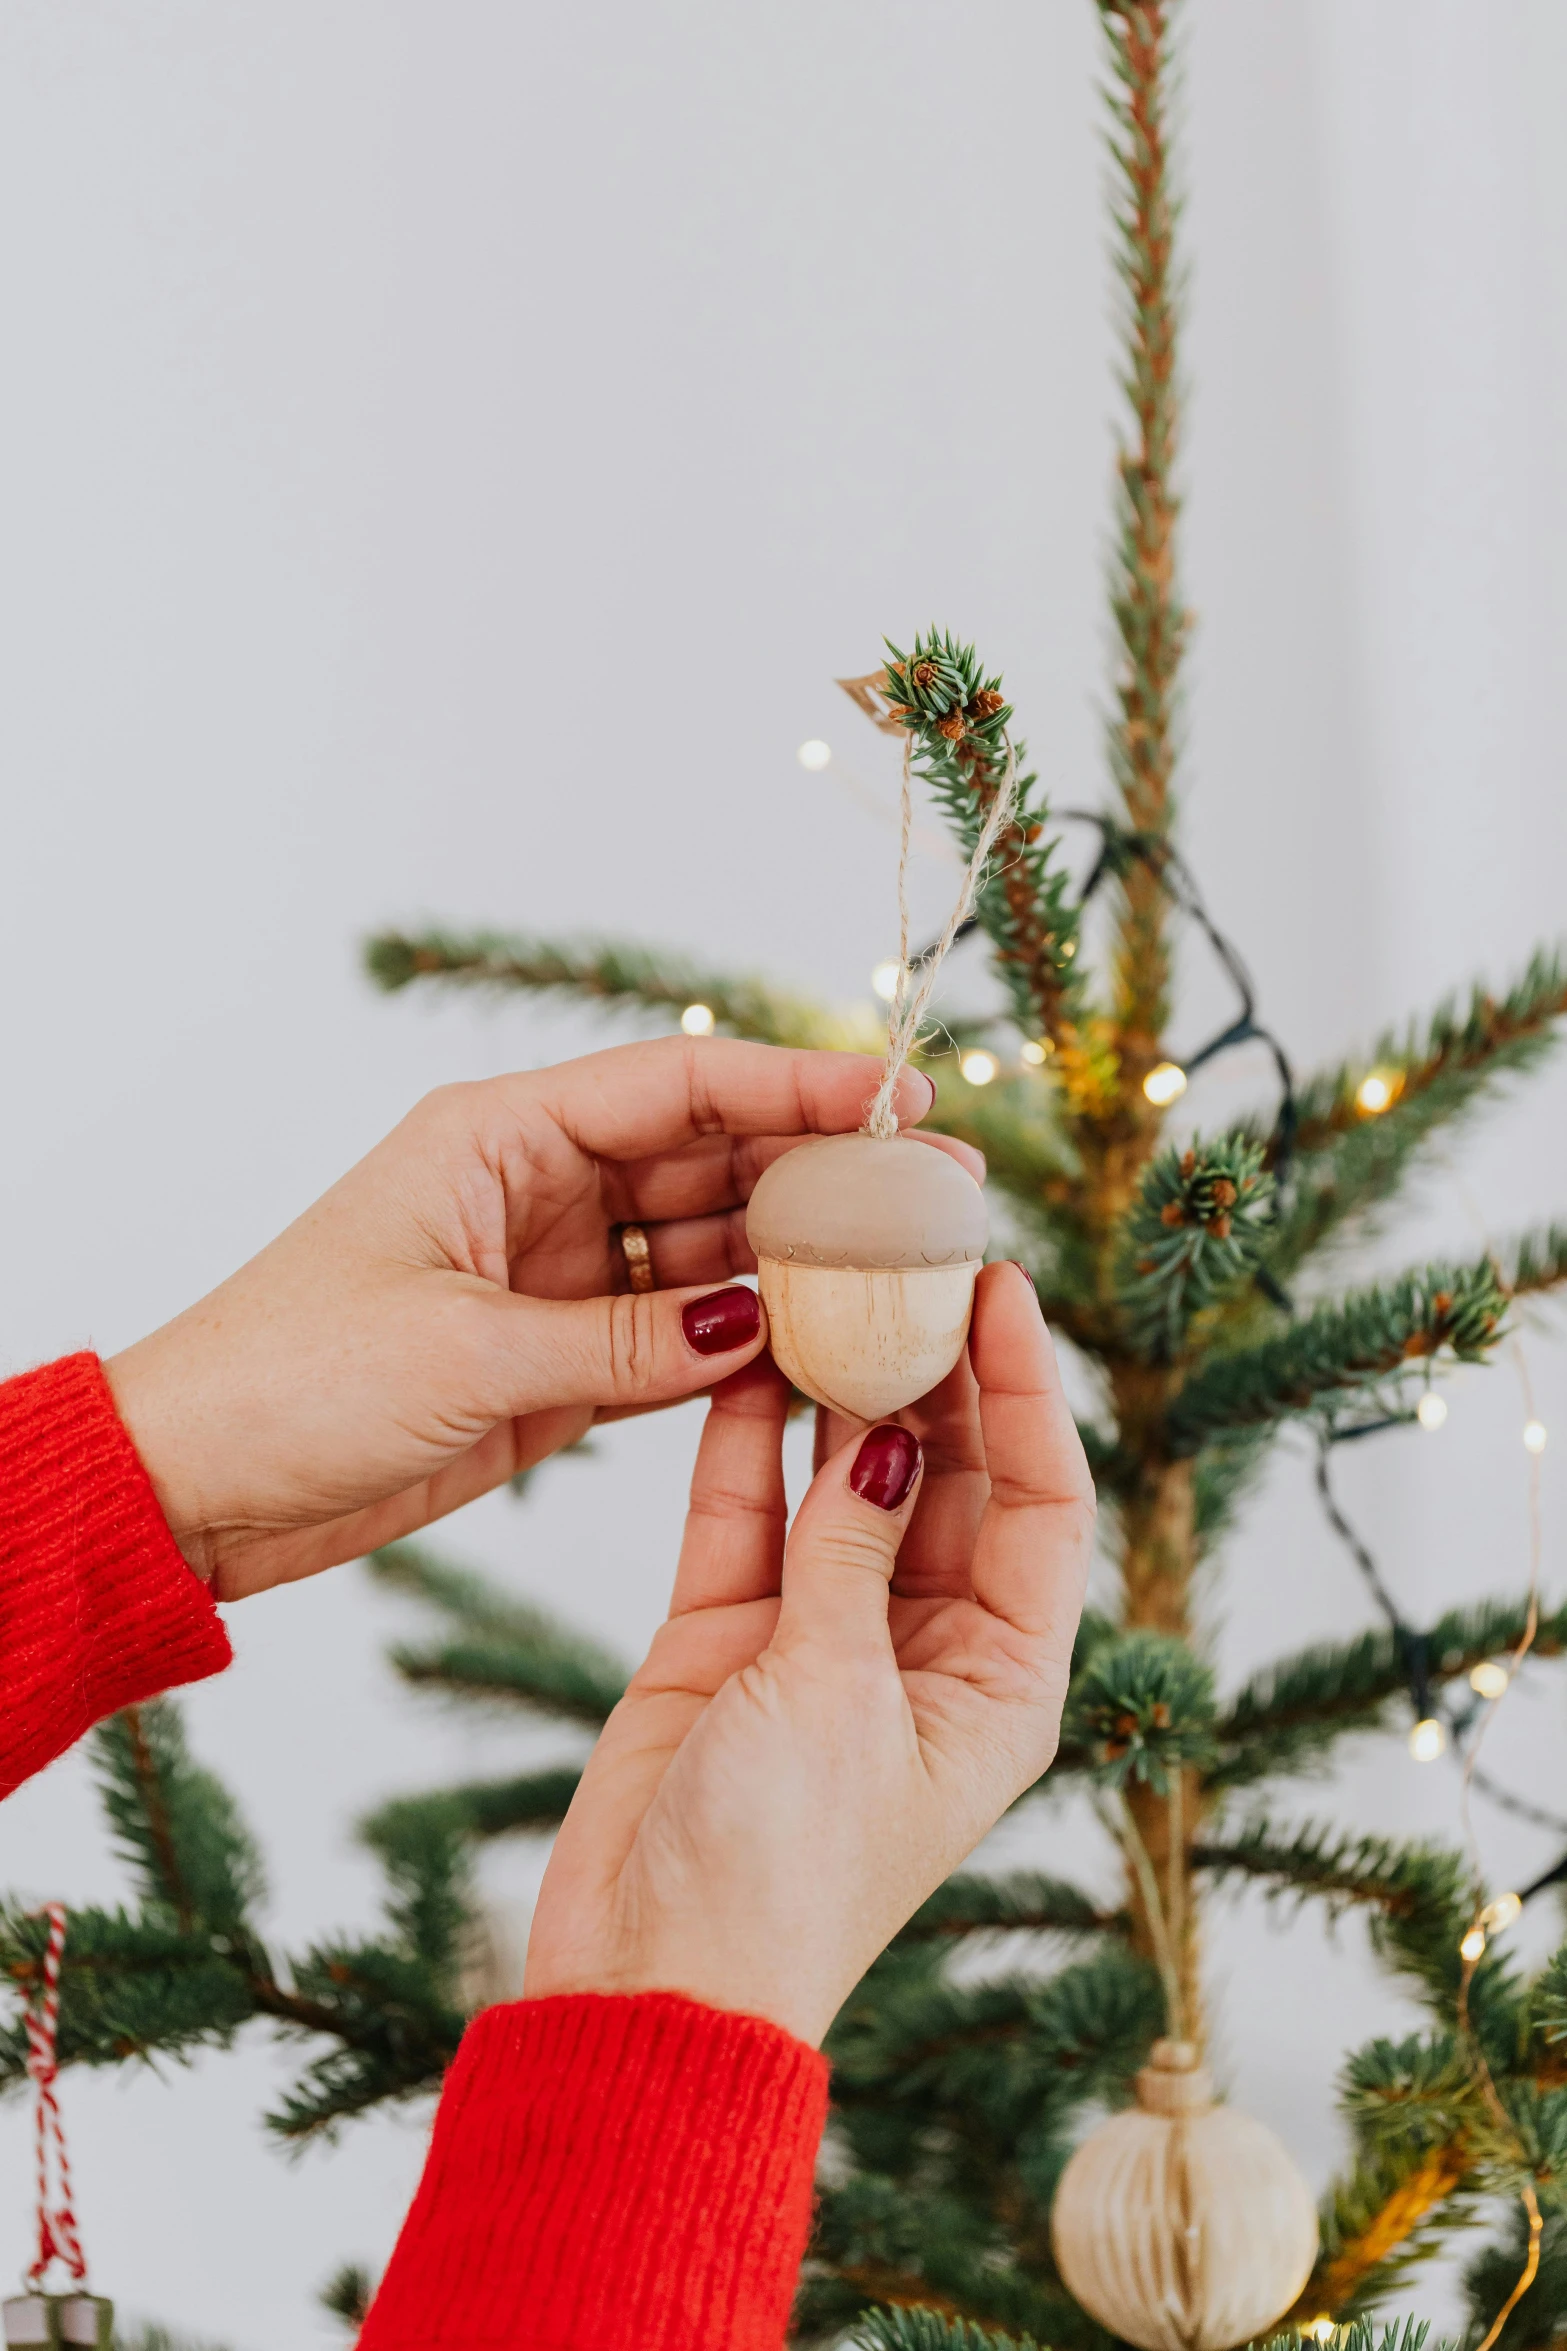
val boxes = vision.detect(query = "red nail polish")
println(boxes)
[681,1285,761,1356]
[1010,1260,1040,1297]
[849,1424,922,1511]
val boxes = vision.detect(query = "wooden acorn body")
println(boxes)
[1050,2040,1317,2351]
[745,1133,987,1420]
[2,2297,114,2351]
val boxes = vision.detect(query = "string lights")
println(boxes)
[1354,1069,1403,1116]
[796,739,832,771]
[1416,1392,1448,1431]
[1524,1419,1549,1455]
[1019,1038,1051,1067]
[960,1050,998,1087]
[1143,1061,1188,1107]
[871,960,901,1003]
[680,1002,715,1036]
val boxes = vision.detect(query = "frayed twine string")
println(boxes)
[863,731,1020,1142]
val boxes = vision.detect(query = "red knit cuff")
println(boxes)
[360,1992,830,2351]
[0,1352,231,1797]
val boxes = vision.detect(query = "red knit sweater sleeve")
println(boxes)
[0,1355,830,2345]
[0,1352,232,1797]
[358,1991,830,2351]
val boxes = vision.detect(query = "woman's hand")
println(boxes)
[524,1262,1094,2048]
[105,1039,955,1600]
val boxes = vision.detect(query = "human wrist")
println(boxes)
[103,1327,219,1582]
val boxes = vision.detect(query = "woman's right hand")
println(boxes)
[524,1261,1095,2047]
[104,1038,959,1600]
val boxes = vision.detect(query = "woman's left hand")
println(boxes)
[525,1261,1094,2047]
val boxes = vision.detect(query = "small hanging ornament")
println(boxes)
[744,715,1014,1421]
[1050,2038,1317,2351]
[3,1909,113,2351]
[746,1133,987,1418]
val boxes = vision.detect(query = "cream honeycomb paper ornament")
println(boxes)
[745,1133,987,1420]
[1050,2039,1318,2351]
[2,2298,113,2350]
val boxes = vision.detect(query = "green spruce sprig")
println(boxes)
[1062,1629,1216,1791]
[878,630,1085,1054]
[1116,1131,1275,1358]
[1168,1254,1508,1453]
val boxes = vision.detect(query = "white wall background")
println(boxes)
[2,1,1566,2338]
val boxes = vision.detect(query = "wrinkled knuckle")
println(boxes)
[604,1291,659,1393]
[813,1520,900,1580]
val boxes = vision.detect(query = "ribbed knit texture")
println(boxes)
[360,1991,830,2351]
[0,1352,231,1797]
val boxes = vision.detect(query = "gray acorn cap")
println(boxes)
[745,1132,987,1269]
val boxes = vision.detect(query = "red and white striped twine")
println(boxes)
[23,1903,87,2291]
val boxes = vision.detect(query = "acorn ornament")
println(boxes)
[1050,2039,1318,2351]
[746,1133,987,1419]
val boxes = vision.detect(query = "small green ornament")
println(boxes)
[2,2295,114,2350]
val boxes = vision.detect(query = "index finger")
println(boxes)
[968,1264,1097,1647]
[511,1035,937,1163]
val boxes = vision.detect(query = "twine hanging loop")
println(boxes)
[23,1904,87,2293]
[864,733,1021,1141]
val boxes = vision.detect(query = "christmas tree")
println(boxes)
[8,2,1567,2343]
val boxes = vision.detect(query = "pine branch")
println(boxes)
[1502,1222,1567,1301]
[1167,1253,1508,1454]
[1190,1820,1505,2024]
[1114,1131,1275,1359]
[365,928,866,1052]
[1191,1428,1272,1555]
[1097,0,1187,1082]
[1208,1593,1567,1793]
[370,1542,628,1724]
[1288,949,1567,1162]
[894,1872,1125,1946]
[1463,2200,1567,2349]
[93,1704,264,1936]
[850,2311,1042,2351]
[871,633,1089,1077]
[319,2264,377,2326]
[829,1949,1164,2140]
[362,1769,584,1850]
[1060,1629,1216,1791]
[1292,2136,1479,2318]
[0,1903,254,2085]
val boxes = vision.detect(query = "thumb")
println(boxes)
[775,1422,924,1658]
[490,1282,768,1415]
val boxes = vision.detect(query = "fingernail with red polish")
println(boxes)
[681,1285,762,1356]
[849,1424,922,1511]
[1010,1260,1040,1297]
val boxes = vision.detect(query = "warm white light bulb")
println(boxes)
[1311,2324,1337,2345]
[960,1050,999,1087]
[1143,1061,1188,1108]
[1524,1419,1549,1455]
[681,1002,716,1036]
[796,739,831,771]
[1019,1039,1050,1067]
[1416,1392,1448,1432]
[1481,1891,1523,1935]
[871,960,902,1003]
[1356,1069,1399,1115]
[1470,1659,1510,1700]
[1409,1717,1447,1763]
[1459,1926,1488,1964]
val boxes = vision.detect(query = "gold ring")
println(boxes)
[619,1223,656,1293]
